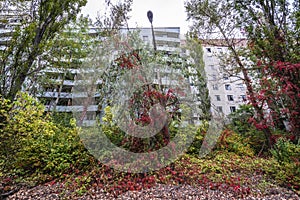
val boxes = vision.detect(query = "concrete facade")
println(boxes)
[201,43,247,117]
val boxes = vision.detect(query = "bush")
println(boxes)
[228,105,268,154]
[51,111,74,128]
[217,129,255,157]
[0,93,93,180]
[228,104,254,135]
[101,106,126,146]
[186,120,208,155]
[270,137,300,164]
[100,106,189,153]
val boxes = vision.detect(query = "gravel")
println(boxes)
[6,183,300,200]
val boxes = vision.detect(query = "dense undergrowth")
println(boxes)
[0,93,299,198]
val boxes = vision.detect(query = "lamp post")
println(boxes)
[147,10,157,52]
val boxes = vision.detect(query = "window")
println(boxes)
[225,84,232,90]
[143,36,149,41]
[230,106,236,113]
[86,112,96,120]
[217,106,223,113]
[241,95,247,101]
[65,73,76,81]
[210,65,215,70]
[154,71,159,79]
[215,95,221,101]
[57,98,69,106]
[237,83,245,91]
[227,95,234,101]
[212,84,219,90]
[212,74,217,81]
[61,86,72,93]
[206,48,212,57]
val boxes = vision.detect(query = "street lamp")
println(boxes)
[147,10,157,52]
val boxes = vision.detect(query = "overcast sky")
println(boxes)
[81,0,190,34]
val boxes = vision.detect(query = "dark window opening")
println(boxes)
[227,95,234,101]
[225,84,231,90]
[230,106,236,113]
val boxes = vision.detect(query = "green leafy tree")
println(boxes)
[36,16,96,113]
[95,0,133,35]
[233,0,300,63]
[75,30,200,153]
[0,92,92,178]
[184,36,211,120]
[233,0,300,138]
[185,0,300,148]
[0,0,87,101]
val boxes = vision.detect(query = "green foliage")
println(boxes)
[51,112,74,128]
[0,96,13,170]
[217,129,255,157]
[261,157,300,192]
[95,0,133,34]
[242,128,266,155]
[184,37,211,120]
[100,106,170,153]
[0,93,93,179]
[233,0,300,63]
[187,121,208,155]
[270,138,300,164]
[0,0,88,101]
[101,106,125,146]
[185,0,300,148]
[228,105,266,154]
[229,105,254,134]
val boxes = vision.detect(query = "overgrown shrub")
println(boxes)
[217,129,255,157]
[228,105,267,154]
[100,106,189,153]
[0,93,93,179]
[51,111,74,128]
[101,106,126,147]
[186,120,208,155]
[229,104,254,135]
[270,138,300,164]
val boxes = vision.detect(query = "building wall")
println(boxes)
[123,27,181,53]
[0,0,31,49]
[202,44,247,117]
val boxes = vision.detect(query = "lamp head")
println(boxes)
[147,10,153,23]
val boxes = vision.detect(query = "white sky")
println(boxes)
[81,0,190,34]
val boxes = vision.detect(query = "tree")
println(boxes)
[0,0,87,101]
[184,36,211,120]
[233,0,300,139]
[95,0,133,35]
[0,92,92,185]
[36,16,96,113]
[185,0,300,148]
[233,0,300,63]
[185,0,273,148]
[93,32,180,144]
[73,30,199,157]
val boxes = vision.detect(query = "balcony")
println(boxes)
[45,105,98,112]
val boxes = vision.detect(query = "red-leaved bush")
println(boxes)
[248,61,300,143]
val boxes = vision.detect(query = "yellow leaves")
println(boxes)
[102,106,113,123]
[1,92,94,178]
[70,118,77,127]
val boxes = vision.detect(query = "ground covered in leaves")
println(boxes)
[1,151,299,199]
